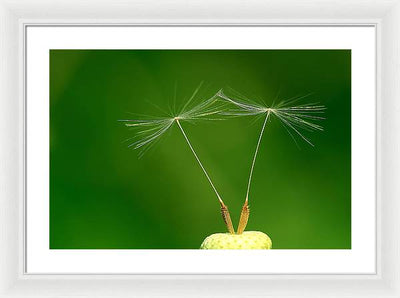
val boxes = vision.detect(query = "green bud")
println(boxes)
[200,231,272,249]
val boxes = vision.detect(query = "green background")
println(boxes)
[50,50,351,249]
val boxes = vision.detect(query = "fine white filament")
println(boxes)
[176,119,223,203]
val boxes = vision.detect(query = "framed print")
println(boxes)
[0,0,400,297]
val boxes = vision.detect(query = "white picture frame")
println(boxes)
[1,0,399,297]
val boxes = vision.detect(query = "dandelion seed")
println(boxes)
[120,87,235,234]
[217,89,325,234]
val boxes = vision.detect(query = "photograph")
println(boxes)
[49,49,351,249]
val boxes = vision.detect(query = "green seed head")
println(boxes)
[200,231,272,249]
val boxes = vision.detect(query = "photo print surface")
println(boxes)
[50,50,351,249]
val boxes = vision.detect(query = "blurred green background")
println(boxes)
[50,50,351,249]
